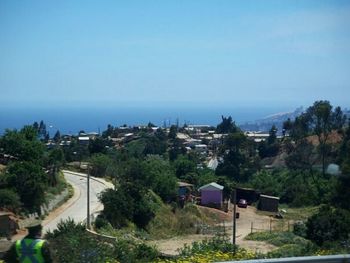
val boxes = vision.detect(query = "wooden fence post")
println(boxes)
[251,222,253,234]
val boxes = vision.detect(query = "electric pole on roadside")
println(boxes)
[87,165,91,230]
[232,188,237,249]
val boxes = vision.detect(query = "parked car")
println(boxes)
[237,199,248,208]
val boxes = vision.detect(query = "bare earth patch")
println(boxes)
[149,205,276,255]
[148,234,213,255]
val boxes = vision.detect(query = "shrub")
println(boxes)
[267,244,307,258]
[306,205,350,246]
[245,231,311,247]
[159,236,260,263]
[46,219,116,263]
[293,222,307,238]
[178,235,236,257]
[0,189,21,211]
[94,215,110,229]
[113,238,159,262]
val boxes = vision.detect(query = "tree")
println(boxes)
[283,114,310,141]
[142,135,167,155]
[0,128,44,164]
[338,118,350,170]
[332,106,346,131]
[216,116,238,134]
[32,121,39,132]
[0,189,21,212]
[258,126,279,158]
[53,130,61,143]
[285,139,316,175]
[47,147,65,186]
[267,125,277,145]
[6,161,47,213]
[307,101,333,176]
[168,125,178,140]
[88,137,109,154]
[142,156,177,202]
[99,188,133,228]
[168,138,186,161]
[333,173,350,210]
[38,120,48,140]
[64,140,89,162]
[102,124,114,138]
[155,128,167,141]
[306,205,350,246]
[173,155,196,179]
[147,122,156,128]
[284,101,346,177]
[89,154,113,177]
[216,132,248,182]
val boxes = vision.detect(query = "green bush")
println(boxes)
[267,244,310,258]
[114,239,159,263]
[306,205,350,246]
[245,231,311,247]
[178,235,236,257]
[94,215,110,229]
[46,219,116,263]
[0,189,21,211]
[293,222,307,238]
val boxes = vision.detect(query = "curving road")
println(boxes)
[42,170,113,233]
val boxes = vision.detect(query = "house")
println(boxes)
[178,182,194,198]
[78,136,90,145]
[194,144,207,153]
[198,182,224,208]
[245,132,270,142]
[258,194,279,212]
[87,132,99,140]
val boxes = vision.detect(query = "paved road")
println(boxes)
[42,170,113,233]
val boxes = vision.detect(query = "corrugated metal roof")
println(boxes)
[260,194,280,200]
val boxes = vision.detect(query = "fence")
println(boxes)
[250,217,294,234]
[195,221,227,236]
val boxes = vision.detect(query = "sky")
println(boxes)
[1,0,350,109]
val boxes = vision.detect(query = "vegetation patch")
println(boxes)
[147,204,214,239]
[156,236,261,262]
[245,231,311,247]
[45,171,68,201]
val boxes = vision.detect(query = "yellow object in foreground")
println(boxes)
[157,248,258,263]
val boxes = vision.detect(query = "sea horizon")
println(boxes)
[0,105,296,135]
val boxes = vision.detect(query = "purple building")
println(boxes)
[198,182,224,207]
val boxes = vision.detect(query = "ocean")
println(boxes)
[0,105,289,135]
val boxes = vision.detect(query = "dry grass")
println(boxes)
[147,204,224,239]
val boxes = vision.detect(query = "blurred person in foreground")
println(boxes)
[3,219,52,263]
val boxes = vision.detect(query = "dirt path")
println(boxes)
[149,205,276,255]
[234,206,277,253]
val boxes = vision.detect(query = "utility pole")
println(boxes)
[232,188,237,249]
[87,165,91,229]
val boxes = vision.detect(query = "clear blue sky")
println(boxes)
[1,0,349,109]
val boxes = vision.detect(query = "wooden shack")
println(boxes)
[235,187,260,205]
[258,194,279,212]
